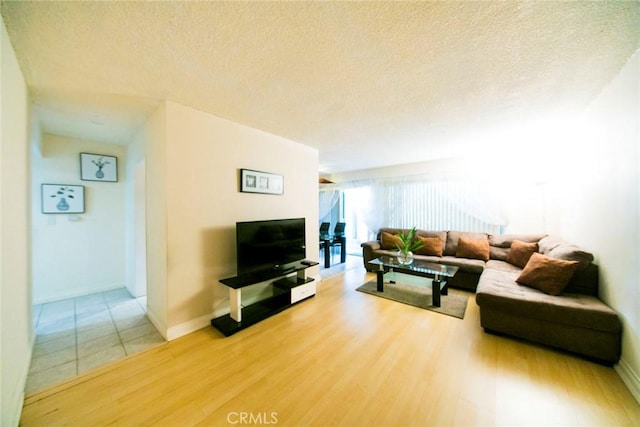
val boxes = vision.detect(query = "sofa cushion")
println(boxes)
[456,237,490,261]
[506,240,538,268]
[489,233,547,248]
[415,236,444,256]
[444,231,488,256]
[548,245,594,271]
[380,231,402,250]
[538,235,567,255]
[516,253,580,296]
[476,269,621,334]
[489,233,546,261]
[485,260,523,273]
[440,256,485,274]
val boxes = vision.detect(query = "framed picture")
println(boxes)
[41,184,85,214]
[80,153,118,182]
[240,169,284,195]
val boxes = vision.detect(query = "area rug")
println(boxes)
[356,280,468,319]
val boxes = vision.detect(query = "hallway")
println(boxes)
[27,288,165,394]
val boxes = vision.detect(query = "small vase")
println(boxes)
[57,198,69,211]
[397,250,414,265]
[95,169,104,179]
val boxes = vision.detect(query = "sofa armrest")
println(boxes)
[361,240,381,271]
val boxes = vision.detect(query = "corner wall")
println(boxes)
[1,17,32,427]
[161,101,319,338]
[31,135,126,303]
[546,51,640,401]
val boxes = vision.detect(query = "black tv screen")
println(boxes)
[236,218,306,275]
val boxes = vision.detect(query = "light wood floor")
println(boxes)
[21,266,640,426]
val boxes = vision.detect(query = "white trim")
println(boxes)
[166,312,214,341]
[165,275,322,341]
[33,284,126,305]
[145,307,168,341]
[615,357,640,405]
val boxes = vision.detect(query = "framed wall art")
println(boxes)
[80,153,118,182]
[41,184,85,214]
[240,169,284,195]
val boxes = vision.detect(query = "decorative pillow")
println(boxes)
[445,231,488,256]
[516,253,579,296]
[455,237,490,261]
[506,240,538,268]
[414,237,443,257]
[380,231,402,250]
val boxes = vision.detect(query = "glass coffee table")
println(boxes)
[369,256,459,307]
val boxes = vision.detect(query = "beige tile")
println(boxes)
[25,360,77,394]
[78,345,126,374]
[118,321,158,343]
[37,314,75,332]
[123,331,165,356]
[38,300,75,324]
[104,288,133,308]
[77,321,117,344]
[76,309,111,329]
[77,333,121,358]
[35,326,76,345]
[29,345,76,374]
[32,334,76,358]
[110,300,144,319]
[75,293,106,306]
[113,313,148,332]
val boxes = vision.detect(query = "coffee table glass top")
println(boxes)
[370,256,459,278]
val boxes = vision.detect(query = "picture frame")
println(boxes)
[80,153,118,182]
[41,184,85,214]
[240,169,284,195]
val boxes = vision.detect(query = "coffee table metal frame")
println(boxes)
[369,256,459,307]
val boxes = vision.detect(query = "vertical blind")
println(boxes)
[338,176,507,240]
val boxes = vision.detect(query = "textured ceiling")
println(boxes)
[2,1,639,174]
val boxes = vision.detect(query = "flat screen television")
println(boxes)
[236,218,306,276]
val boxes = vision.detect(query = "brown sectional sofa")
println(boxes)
[360,229,622,364]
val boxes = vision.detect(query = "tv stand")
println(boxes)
[211,260,318,336]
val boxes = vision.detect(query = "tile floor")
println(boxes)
[27,288,165,394]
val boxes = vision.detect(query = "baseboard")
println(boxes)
[164,276,323,342]
[145,307,168,340]
[166,312,214,341]
[615,357,640,405]
[33,284,126,305]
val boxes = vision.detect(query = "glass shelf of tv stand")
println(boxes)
[219,260,319,289]
[212,260,318,337]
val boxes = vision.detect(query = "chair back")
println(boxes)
[333,222,346,236]
[319,222,330,235]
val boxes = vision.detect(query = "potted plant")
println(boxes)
[395,227,424,265]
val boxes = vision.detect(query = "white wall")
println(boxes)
[31,135,126,303]
[1,18,32,427]
[546,51,640,400]
[131,103,169,334]
[147,101,319,338]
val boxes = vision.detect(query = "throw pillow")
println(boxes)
[455,237,490,261]
[380,231,402,250]
[516,253,579,296]
[506,240,538,268]
[414,236,443,257]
